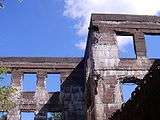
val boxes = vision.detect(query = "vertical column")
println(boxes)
[104,76,123,119]
[93,74,106,120]
[7,69,22,120]
[134,32,146,58]
[93,73,123,120]
[90,27,122,120]
[34,71,48,120]
[61,69,85,120]
[91,29,119,70]
[61,71,74,120]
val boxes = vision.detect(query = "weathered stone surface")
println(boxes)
[85,14,160,120]
[1,14,160,120]
[0,57,85,120]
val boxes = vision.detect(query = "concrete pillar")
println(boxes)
[7,70,22,120]
[134,32,146,58]
[61,69,85,120]
[90,28,123,120]
[34,71,48,120]
[91,30,120,70]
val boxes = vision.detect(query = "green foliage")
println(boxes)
[0,86,16,111]
[0,0,23,9]
[0,67,9,80]
[0,67,16,111]
[0,0,4,8]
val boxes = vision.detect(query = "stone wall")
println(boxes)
[0,57,85,120]
[109,60,160,120]
[1,14,160,120]
[85,14,160,120]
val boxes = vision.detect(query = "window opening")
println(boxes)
[46,74,60,92]
[117,35,136,58]
[20,112,35,120]
[0,112,7,120]
[22,74,36,91]
[145,34,160,58]
[121,83,137,102]
[47,112,62,120]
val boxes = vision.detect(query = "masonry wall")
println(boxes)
[1,14,160,120]
[109,60,160,120]
[0,57,85,120]
[85,14,160,120]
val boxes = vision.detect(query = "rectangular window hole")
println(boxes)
[46,74,60,92]
[121,83,137,102]
[47,112,62,120]
[22,74,36,91]
[20,112,35,120]
[117,35,136,58]
[0,112,7,120]
[145,34,160,58]
[0,73,11,87]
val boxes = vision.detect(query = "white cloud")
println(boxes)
[157,11,160,16]
[63,0,160,50]
[75,41,86,50]
[117,36,133,52]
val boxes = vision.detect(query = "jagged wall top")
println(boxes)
[91,14,160,23]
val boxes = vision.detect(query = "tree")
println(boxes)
[0,0,3,8]
[0,0,23,8]
[0,67,16,119]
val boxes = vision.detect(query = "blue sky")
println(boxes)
[0,0,84,57]
[0,0,160,58]
[0,0,160,119]
[121,83,137,102]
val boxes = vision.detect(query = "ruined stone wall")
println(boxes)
[85,14,160,120]
[109,60,160,120]
[1,14,160,120]
[0,57,85,120]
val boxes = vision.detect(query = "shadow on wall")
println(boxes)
[109,60,160,120]
[36,60,85,120]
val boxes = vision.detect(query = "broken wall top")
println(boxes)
[86,14,160,59]
[91,14,160,23]
[90,14,160,32]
